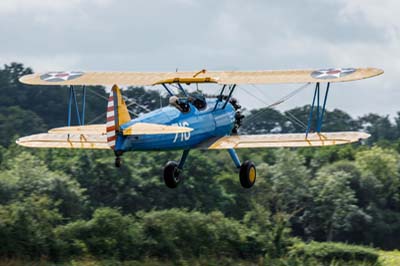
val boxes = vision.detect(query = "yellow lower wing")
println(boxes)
[16,133,110,149]
[203,132,370,149]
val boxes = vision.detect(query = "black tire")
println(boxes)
[115,157,122,168]
[239,160,256,188]
[163,161,182,188]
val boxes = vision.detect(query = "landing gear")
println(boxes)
[163,161,182,188]
[228,149,257,188]
[114,150,123,168]
[163,149,190,188]
[115,157,122,168]
[239,160,256,188]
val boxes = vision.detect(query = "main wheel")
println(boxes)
[163,161,182,188]
[239,160,256,188]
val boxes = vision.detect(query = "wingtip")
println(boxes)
[375,67,384,75]
[19,74,36,85]
[361,132,371,139]
[15,137,28,147]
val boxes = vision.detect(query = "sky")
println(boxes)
[0,0,398,117]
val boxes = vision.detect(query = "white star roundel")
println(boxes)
[311,68,356,80]
[40,71,84,82]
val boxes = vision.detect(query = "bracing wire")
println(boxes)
[86,111,107,125]
[239,83,310,129]
[86,87,109,101]
[125,98,151,112]
[85,86,146,124]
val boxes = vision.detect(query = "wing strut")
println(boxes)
[305,82,330,137]
[213,84,226,111]
[222,84,236,109]
[161,83,174,96]
[67,85,87,126]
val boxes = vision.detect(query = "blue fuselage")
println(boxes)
[115,98,236,151]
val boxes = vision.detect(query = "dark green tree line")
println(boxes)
[0,62,399,264]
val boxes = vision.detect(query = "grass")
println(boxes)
[1,250,399,266]
[379,250,400,266]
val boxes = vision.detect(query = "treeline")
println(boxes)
[0,63,400,265]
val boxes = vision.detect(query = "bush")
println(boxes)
[54,208,267,261]
[289,241,379,265]
[138,209,264,260]
[55,208,143,260]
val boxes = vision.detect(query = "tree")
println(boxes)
[0,152,87,219]
[268,149,310,213]
[55,207,142,260]
[0,106,47,147]
[0,196,62,258]
[302,168,368,242]
[354,147,400,249]
[359,114,398,143]
[241,108,287,134]
[355,146,400,210]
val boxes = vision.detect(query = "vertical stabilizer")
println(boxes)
[106,84,131,149]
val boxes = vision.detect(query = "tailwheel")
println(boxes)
[163,161,182,188]
[115,157,122,168]
[239,160,256,188]
[114,150,123,168]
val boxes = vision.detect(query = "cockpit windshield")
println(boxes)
[169,92,207,113]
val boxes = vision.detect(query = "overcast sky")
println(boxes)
[0,0,398,117]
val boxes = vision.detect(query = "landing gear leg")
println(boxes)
[163,149,190,188]
[228,148,256,188]
[114,150,123,168]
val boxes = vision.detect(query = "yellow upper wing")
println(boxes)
[19,68,383,86]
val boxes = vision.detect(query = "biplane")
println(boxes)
[17,67,383,188]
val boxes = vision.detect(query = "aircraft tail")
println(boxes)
[106,84,131,149]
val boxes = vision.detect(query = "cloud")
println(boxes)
[0,0,396,116]
[0,0,81,13]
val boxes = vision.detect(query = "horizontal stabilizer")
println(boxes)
[202,132,370,150]
[48,123,192,136]
[122,122,193,135]
[16,133,110,149]
[17,123,194,149]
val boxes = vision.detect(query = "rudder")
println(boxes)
[106,84,131,149]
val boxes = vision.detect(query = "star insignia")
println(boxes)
[311,68,356,80]
[40,71,84,82]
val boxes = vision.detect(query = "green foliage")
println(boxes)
[0,195,62,258]
[0,151,87,218]
[379,250,400,266]
[55,208,143,260]
[53,208,272,262]
[355,146,400,209]
[138,209,263,260]
[303,168,366,241]
[0,106,47,147]
[2,62,400,264]
[269,149,310,213]
[289,241,379,265]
